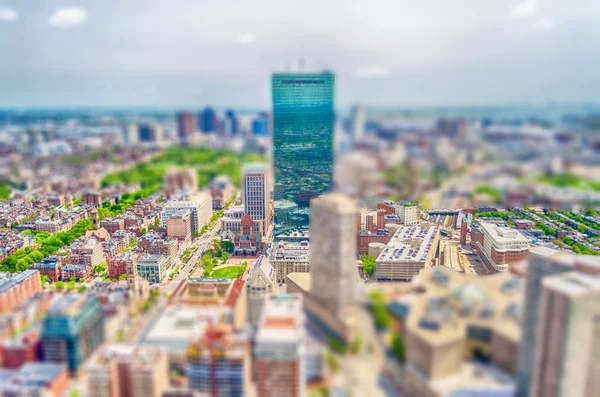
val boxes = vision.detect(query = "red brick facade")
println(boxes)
[490,247,529,264]
[357,233,392,256]
[0,271,42,314]
[0,332,41,368]
[257,359,300,397]
[377,203,396,215]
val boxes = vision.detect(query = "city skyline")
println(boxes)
[1,2,600,395]
[1,0,600,108]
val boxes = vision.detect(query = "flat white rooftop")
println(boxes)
[256,294,303,345]
[377,224,438,263]
[543,271,600,296]
[141,304,221,353]
[480,222,529,244]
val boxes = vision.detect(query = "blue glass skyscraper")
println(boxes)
[41,294,104,374]
[225,109,239,135]
[198,106,217,133]
[272,73,334,236]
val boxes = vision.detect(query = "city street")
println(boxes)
[174,221,221,280]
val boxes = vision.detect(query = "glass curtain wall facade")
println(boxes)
[272,73,334,237]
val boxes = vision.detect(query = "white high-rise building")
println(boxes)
[397,203,420,226]
[350,105,365,141]
[334,151,383,201]
[530,271,600,397]
[162,192,212,234]
[122,123,139,145]
[242,163,271,236]
[516,247,600,397]
[309,193,357,316]
[255,293,305,397]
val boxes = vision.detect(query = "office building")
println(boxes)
[255,293,306,397]
[350,104,365,141]
[166,209,193,248]
[164,168,198,196]
[138,122,164,144]
[529,272,600,397]
[108,252,140,281]
[209,175,235,210]
[86,344,169,397]
[379,201,420,225]
[0,363,69,396]
[60,264,92,281]
[403,266,522,397]
[242,163,270,236]
[162,192,212,234]
[221,207,246,235]
[0,270,42,314]
[70,236,106,268]
[397,203,420,225]
[140,305,213,365]
[137,234,178,269]
[272,72,334,236]
[356,209,386,233]
[0,329,41,369]
[83,192,103,208]
[516,247,600,397]
[374,223,440,281]
[177,111,196,141]
[100,218,125,234]
[334,151,383,201]
[35,218,74,233]
[357,230,392,256]
[198,106,217,133]
[252,116,268,136]
[471,222,529,273]
[137,254,168,284]
[122,124,139,146]
[309,193,357,333]
[186,325,250,397]
[225,109,239,135]
[269,241,310,284]
[246,256,277,325]
[41,294,104,374]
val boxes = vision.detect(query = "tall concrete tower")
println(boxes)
[309,193,358,316]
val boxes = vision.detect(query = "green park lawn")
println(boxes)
[209,263,248,279]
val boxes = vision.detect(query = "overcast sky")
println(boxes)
[0,0,599,109]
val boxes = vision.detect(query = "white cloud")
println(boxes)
[354,67,390,78]
[237,32,257,44]
[49,7,88,29]
[509,0,538,19]
[0,7,18,22]
[533,17,556,31]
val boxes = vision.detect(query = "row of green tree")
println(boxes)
[100,146,267,190]
[0,185,157,273]
[556,210,600,232]
[0,219,93,272]
[475,210,515,220]
[560,236,599,256]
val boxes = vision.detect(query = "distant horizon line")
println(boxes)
[1,101,599,113]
